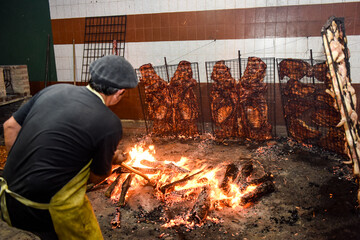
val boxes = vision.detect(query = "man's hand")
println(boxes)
[112,150,129,165]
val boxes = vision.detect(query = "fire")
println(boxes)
[109,143,267,227]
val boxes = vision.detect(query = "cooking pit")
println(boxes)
[85,132,360,240]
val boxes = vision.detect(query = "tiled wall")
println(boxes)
[50,1,360,85]
[49,0,360,19]
[47,0,360,123]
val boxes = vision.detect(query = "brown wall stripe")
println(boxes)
[51,2,360,45]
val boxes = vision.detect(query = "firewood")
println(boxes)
[140,159,189,173]
[120,162,152,183]
[165,187,203,201]
[140,159,158,168]
[134,167,161,174]
[86,178,108,192]
[159,169,204,193]
[240,180,275,205]
[118,173,135,207]
[119,166,161,174]
[111,207,121,229]
[220,163,239,193]
[105,174,122,198]
[239,172,273,191]
[235,160,253,185]
[188,186,211,224]
[165,162,190,173]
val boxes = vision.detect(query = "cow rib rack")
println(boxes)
[205,57,276,141]
[277,57,346,155]
[136,61,204,137]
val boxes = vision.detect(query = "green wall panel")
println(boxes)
[0,0,57,82]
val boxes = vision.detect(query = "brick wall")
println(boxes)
[10,65,30,96]
[0,68,5,99]
[0,65,30,104]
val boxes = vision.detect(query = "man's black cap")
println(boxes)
[90,55,138,89]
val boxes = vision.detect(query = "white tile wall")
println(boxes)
[55,35,360,83]
[50,0,360,83]
[49,0,359,19]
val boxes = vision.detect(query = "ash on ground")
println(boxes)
[88,134,360,240]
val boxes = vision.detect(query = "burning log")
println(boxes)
[105,174,122,198]
[111,207,121,229]
[188,186,211,224]
[118,166,162,174]
[235,160,254,185]
[240,180,275,205]
[118,173,135,207]
[140,159,190,173]
[120,162,152,183]
[134,167,161,174]
[239,172,274,191]
[159,169,204,193]
[165,187,203,201]
[220,163,239,193]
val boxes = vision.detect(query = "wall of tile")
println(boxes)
[49,0,360,84]
[49,0,360,19]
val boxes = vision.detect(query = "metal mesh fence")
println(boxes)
[81,15,127,82]
[277,58,346,155]
[136,61,204,138]
[205,57,276,141]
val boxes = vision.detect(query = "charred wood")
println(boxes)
[239,172,273,191]
[240,180,275,205]
[188,186,211,224]
[105,174,122,198]
[159,170,204,194]
[235,160,254,185]
[118,173,135,207]
[140,159,190,173]
[111,207,121,229]
[220,163,239,193]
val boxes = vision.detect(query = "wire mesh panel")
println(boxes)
[277,58,346,155]
[81,15,127,82]
[136,61,204,138]
[205,57,276,141]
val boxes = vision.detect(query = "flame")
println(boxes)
[110,143,262,227]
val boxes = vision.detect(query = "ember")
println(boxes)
[0,146,7,169]
[104,143,274,228]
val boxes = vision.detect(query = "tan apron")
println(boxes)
[0,161,103,240]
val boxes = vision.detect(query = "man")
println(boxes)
[0,55,138,239]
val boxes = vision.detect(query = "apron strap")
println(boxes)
[0,177,50,226]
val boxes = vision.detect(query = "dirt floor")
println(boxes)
[1,121,360,240]
[87,131,360,240]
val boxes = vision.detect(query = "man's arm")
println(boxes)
[89,171,110,185]
[88,150,128,184]
[3,116,21,152]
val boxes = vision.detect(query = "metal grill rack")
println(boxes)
[205,56,276,141]
[81,15,127,82]
[136,61,204,138]
[277,57,346,155]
